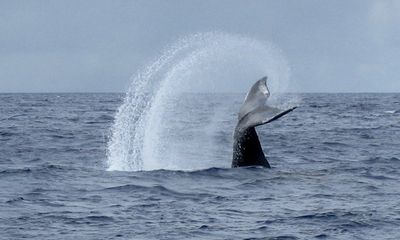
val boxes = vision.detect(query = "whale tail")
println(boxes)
[231,77,296,168]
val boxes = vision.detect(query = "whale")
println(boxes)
[232,77,296,168]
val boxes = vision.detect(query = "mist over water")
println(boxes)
[107,32,297,171]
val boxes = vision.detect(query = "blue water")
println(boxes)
[1,93,399,240]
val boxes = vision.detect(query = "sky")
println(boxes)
[0,0,399,93]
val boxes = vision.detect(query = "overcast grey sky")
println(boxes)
[1,0,399,92]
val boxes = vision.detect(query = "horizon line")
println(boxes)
[0,91,399,94]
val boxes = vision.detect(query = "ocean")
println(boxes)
[0,92,399,240]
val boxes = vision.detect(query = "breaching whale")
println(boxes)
[232,77,296,168]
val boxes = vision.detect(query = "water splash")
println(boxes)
[107,32,294,171]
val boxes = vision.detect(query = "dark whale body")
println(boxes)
[231,77,296,168]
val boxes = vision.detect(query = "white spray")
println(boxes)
[107,32,293,171]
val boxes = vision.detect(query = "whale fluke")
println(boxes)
[232,77,296,168]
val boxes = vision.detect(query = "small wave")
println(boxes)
[48,134,75,139]
[0,114,27,121]
[5,197,24,203]
[359,133,374,139]
[309,104,330,108]
[85,215,114,221]
[133,167,234,178]
[0,131,16,137]
[295,211,357,220]
[333,126,387,132]
[339,220,371,228]
[27,158,42,162]
[188,167,234,177]
[295,212,337,220]
[347,103,378,111]
[309,194,335,198]
[98,114,114,121]
[1,164,73,177]
[42,164,69,170]
[245,236,298,240]
[314,234,328,239]
[29,187,54,193]
[384,110,399,114]
[0,168,32,175]
[322,141,349,147]
[363,171,396,180]
[364,156,400,164]
[85,121,109,124]
[67,116,80,122]
[102,184,217,200]
[34,213,115,224]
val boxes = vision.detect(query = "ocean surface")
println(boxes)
[0,93,399,240]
